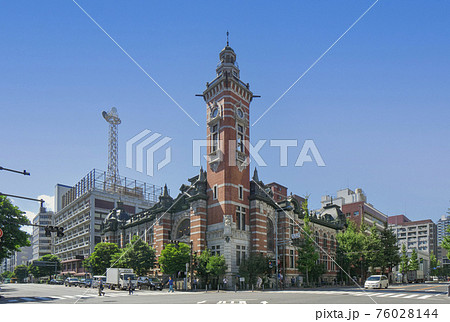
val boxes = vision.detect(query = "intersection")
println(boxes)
[1,282,449,304]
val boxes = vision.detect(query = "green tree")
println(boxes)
[194,249,212,285]
[296,198,323,285]
[14,264,28,282]
[238,252,270,286]
[83,242,121,275]
[430,251,439,275]
[158,242,190,276]
[442,226,450,258]
[336,219,365,282]
[28,254,61,279]
[0,196,31,263]
[111,236,156,276]
[206,254,227,286]
[399,244,409,282]
[408,248,419,271]
[379,223,400,274]
[363,225,384,274]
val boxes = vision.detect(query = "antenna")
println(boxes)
[102,107,121,191]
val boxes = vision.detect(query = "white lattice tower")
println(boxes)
[102,107,121,190]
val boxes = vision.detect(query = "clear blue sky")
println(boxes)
[1,0,449,223]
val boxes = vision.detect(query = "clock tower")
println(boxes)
[201,39,254,274]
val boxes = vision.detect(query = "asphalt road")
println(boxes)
[1,282,449,304]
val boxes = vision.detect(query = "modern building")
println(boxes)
[437,215,450,246]
[32,206,54,260]
[102,43,346,287]
[53,169,163,276]
[321,188,388,230]
[388,215,437,256]
[436,214,450,268]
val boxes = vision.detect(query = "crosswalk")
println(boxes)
[273,290,446,300]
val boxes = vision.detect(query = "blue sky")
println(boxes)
[1,0,449,225]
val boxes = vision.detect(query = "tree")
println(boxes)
[111,236,156,276]
[430,251,439,276]
[83,242,121,276]
[194,249,212,285]
[379,223,400,274]
[363,225,384,275]
[206,254,227,286]
[28,254,61,279]
[14,265,28,282]
[336,219,365,282]
[238,252,271,286]
[0,196,31,263]
[408,248,419,272]
[399,244,409,282]
[158,242,190,276]
[442,226,450,258]
[296,198,323,285]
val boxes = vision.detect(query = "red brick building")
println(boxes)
[102,43,346,286]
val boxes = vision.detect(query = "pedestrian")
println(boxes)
[128,277,134,295]
[98,279,105,296]
[168,276,174,293]
[222,277,228,290]
[257,276,262,289]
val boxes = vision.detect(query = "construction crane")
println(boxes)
[102,107,121,190]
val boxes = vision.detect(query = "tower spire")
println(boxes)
[226,31,229,46]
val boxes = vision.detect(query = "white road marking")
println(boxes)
[388,293,407,298]
[402,294,419,298]
[417,295,433,299]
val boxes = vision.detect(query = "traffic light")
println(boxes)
[268,261,273,269]
[44,226,64,237]
[44,226,52,237]
[56,227,64,237]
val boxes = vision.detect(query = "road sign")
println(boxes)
[0,228,3,238]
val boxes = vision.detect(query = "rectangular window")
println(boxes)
[237,124,244,152]
[212,124,218,152]
[290,250,295,268]
[213,185,218,200]
[236,206,245,231]
[238,185,243,200]
[236,246,241,266]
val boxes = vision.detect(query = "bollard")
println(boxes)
[447,284,450,297]
[217,284,219,292]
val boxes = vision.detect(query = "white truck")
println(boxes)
[407,270,425,283]
[106,268,137,290]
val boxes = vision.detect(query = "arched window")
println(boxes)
[330,235,335,250]
[315,231,319,244]
[176,219,190,239]
[267,219,275,252]
[323,233,328,249]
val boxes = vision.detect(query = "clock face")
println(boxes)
[211,108,218,118]
[237,108,244,118]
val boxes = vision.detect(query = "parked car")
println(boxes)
[364,275,389,289]
[137,277,163,290]
[78,278,93,288]
[148,277,163,291]
[64,278,79,287]
[92,276,106,288]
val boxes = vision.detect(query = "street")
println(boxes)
[1,282,449,304]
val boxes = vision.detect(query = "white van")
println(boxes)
[364,275,389,289]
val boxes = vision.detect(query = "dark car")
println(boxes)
[78,278,93,288]
[148,277,163,291]
[49,279,63,285]
[64,278,79,287]
[137,277,163,290]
